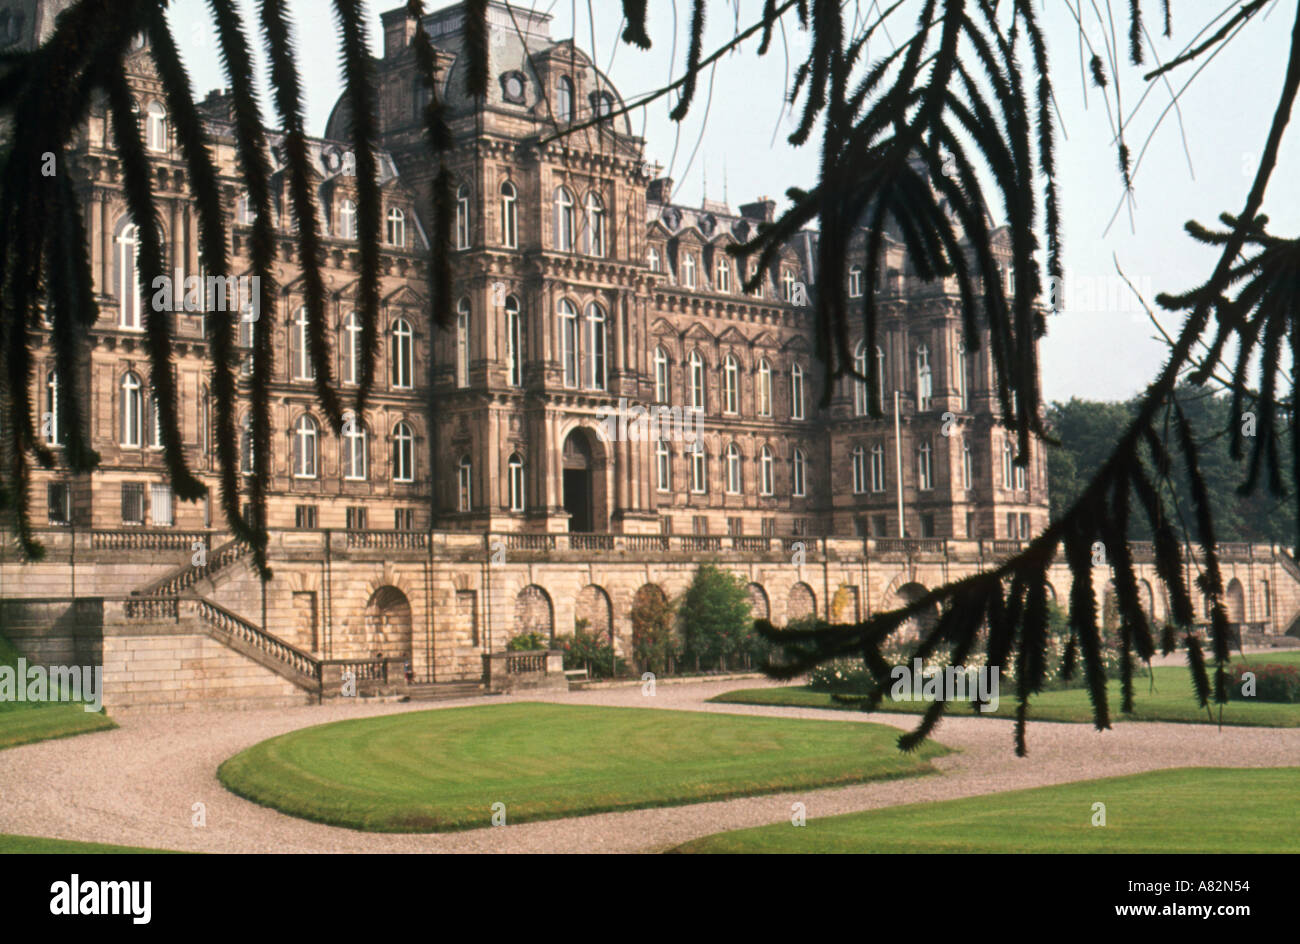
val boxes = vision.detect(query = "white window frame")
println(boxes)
[499,181,517,248]
[759,445,774,496]
[688,350,705,412]
[726,444,742,494]
[793,448,806,497]
[391,318,413,389]
[756,358,772,416]
[293,415,318,479]
[393,421,414,483]
[586,302,607,390]
[456,298,470,388]
[791,363,805,420]
[653,347,669,402]
[508,454,525,512]
[506,296,522,387]
[723,355,739,414]
[559,299,579,388]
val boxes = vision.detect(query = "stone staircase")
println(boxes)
[189,596,323,694]
[132,538,250,598]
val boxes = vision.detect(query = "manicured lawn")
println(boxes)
[0,834,178,854]
[672,767,1300,853]
[713,651,1300,727]
[218,702,950,832]
[0,636,116,750]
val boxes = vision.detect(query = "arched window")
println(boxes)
[393,421,414,483]
[391,318,413,389]
[792,448,806,497]
[553,186,575,251]
[146,389,162,449]
[237,192,255,225]
[715,255,731,293]
[120,372,142,447]
[791,362,806,420]
[292,415,318,479]
[723,355,739,414]
[456,298,470,388]
[918,440,933,490]
[593,91,615,118]
[655,439,671,491]
[386,207,406,247]
[853,341,868,416]
[916,343,932,411]
[456,184,471,249]
[956,338,969,411]
[343,420,368,481]
[759,445,774,496]
[756,358,772,417]
[852,445,866,494]
[558,299,578,387]
[117,222,142,330]
[1002,439,1015,488]
[457,455,473,511]
[556,76,574,123]
[653,346,670,402]
[505,295,522,387]
[508,453,525,512]
[849,265,863,297]
[343,311,362,385]
[586,302,607,390]
[682,253,696,289]
[291,306,313,380]
[1015,455,1027,490]
[584,191,605,256]
[690,443,708,494]
[870,443,886,492]
[337,198,357,240]
[648,247,661,272]
[499,181,517,248]
[44,369,62,446]
[145,101,167,152]
[962,438,973,489]
[725,443,742,494]
[688,350,705,412]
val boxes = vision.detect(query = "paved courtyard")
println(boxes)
[1,678,1297,853]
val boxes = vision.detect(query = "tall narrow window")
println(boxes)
[962,438,973,489]
[456,184,471,249]
[690,445,707,493]
[293,415,318,479]
[386,207,406,247]
[1015,459,1027,490]
[791,363,805,420]
[876,345,887,408]
[393,421,414,483]
[146,390,162,449]
[848,265,863,297]
[584,191,605,256]
[756,358,772,416]
[793,448,806,497]
[956,339,969,411]
[749,263,764,298]
[240,417,255,475]
[337,199,357,239]
[586,303,607,390]
[458,455,473,511]
[682,253,696,289]
[508,454,525,512]
[655,439,671,491]
[556,76,574,123]
[505,295,522,386]
[854,342,869,416]
[781,268,796,301]
[456,298,470,388]
[499,181,517,248]
[44,369,61,446]
[852,445,866,494]
[726,443,742,494]
[120,373,142,447]
[918,441,933,490]
[343,311,362,385]
[343,421,367,481]
[688,350,705,412]
[715,255,731,293]
[117,222,142,329]
[553,186,575,251]
[653,346,669,402]
[559,299,578,387]
[391,318,413,389]
[648,247,661,272]
[145,101,167,152]
[1002,439,1015,488]
[237,192,255,225]
[723,355,739,414]
[759,445,774,496]
[916,343,932,411]
[292,306,313,380]
[870,443,886,492]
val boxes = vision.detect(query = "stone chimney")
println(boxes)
[647,176,673,204]
[739,197,776,223]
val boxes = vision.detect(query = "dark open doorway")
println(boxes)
[562,431,594,532]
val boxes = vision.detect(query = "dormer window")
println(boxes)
[682,253,696,289]
[556,76,574,123]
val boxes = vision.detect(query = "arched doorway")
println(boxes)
[786,582,816,624]
[562,429,605,532]
[365,586,412,659]
[514,585,554,642]
[746,583,770,622]
[576,584,614,645]
[1225,578,1246,623]
[896,582,938,641]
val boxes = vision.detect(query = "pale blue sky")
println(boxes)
[163,0,1300,404]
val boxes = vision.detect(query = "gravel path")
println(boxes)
[1,679,1296,854]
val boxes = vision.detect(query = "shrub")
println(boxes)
[1227,662,1300,703]
[631,590,679,675]
[556,622,626,679]
[506,631,549,652]
[678,563,752,672]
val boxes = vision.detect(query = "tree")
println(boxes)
[630,587,679,676]
[678,564,751,672]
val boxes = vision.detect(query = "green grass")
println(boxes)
[713,650,1300,727]
[0,635,115,750]
[672,767,1300,853]
[218,702,950,832]
[0,834,179,854]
